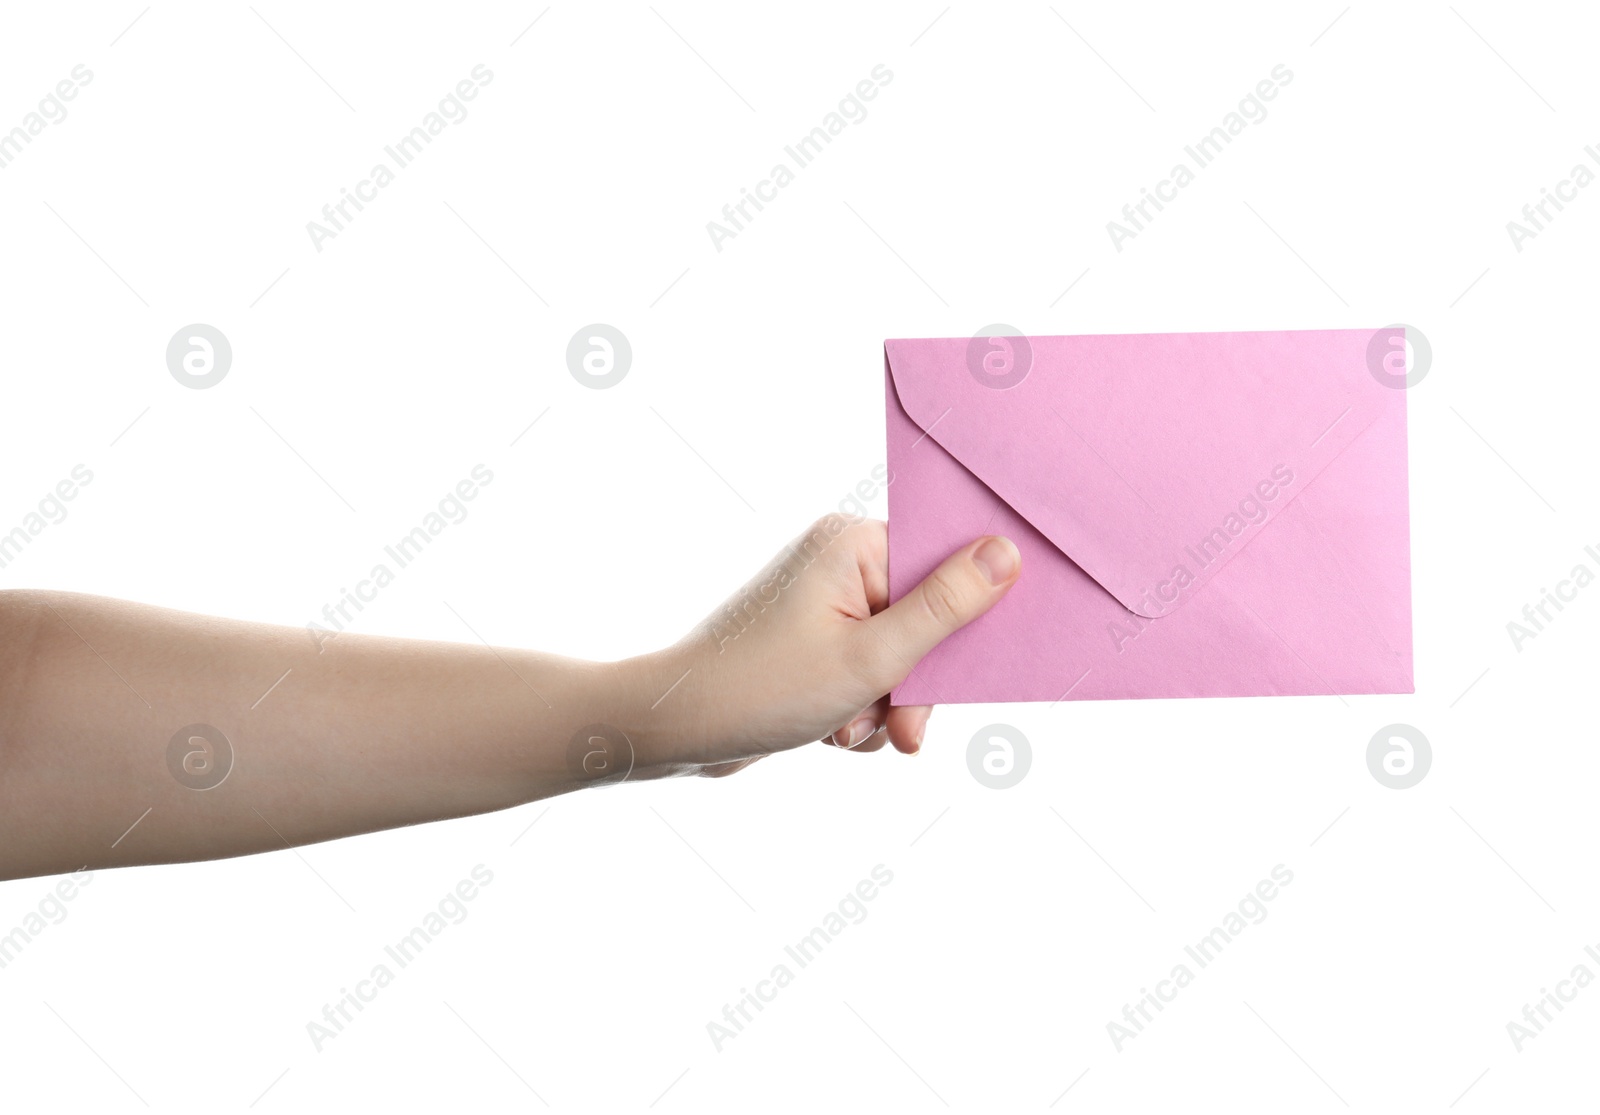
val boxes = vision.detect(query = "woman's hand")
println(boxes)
[621,515,1020,778]
[0,515,1019,879]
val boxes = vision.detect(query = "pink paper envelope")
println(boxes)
[885,329,1413,704]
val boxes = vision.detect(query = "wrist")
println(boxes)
[587,645,706,782]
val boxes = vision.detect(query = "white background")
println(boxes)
[0,1,1594,1111]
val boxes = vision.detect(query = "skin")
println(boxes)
[0,515,1019,882]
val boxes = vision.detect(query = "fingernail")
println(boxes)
[843,718,875,749]
[973,536,1020,585]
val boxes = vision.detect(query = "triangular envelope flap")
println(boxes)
[885,330,1399,618]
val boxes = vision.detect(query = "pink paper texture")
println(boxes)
[885,330,1413,704]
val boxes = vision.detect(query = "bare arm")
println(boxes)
[0,588,630,879]
[0,517,1019,881]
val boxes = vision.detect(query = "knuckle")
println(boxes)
[812,508,851,534]
[795,514,852,568]
[917,569,967,630]
[814,512,851,540]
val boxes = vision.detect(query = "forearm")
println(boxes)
[0,518,1019,880]
[0,590,672,880]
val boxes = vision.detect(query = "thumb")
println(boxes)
[859,535,1021,690]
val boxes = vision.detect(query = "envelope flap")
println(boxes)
[885,330,1403,617]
